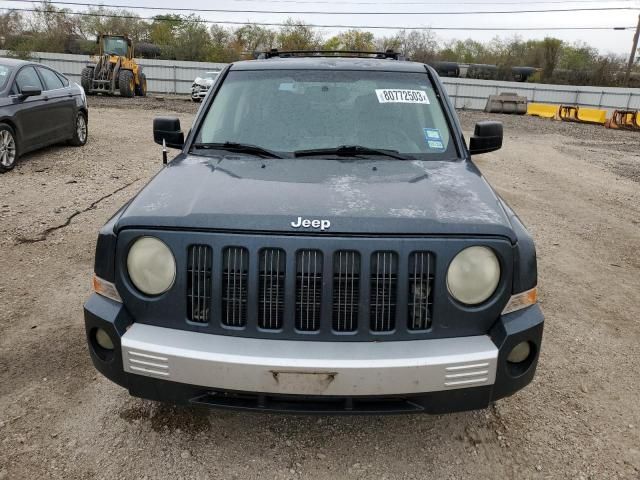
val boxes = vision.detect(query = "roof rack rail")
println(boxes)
[257,49,407,61]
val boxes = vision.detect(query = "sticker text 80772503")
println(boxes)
[375,89,430,104]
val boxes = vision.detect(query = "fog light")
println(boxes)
[507,341,531,363]
[95,328,114,351]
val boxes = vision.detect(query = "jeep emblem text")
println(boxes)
[290,217,331,231]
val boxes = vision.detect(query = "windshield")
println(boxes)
[0,65,12,90]
[103,37,128,56]
[194,69,456,159]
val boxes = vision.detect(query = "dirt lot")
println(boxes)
[1,97,639,479]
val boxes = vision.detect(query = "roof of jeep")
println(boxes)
[230,57,429,72]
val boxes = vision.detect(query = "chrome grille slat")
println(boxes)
[187,245,212,323]
[222,247,248,327]
[408,252,434,330]
[370,251,397,332]
[259,248,285,330]
[296,249,322,331]
[332,251,360,332]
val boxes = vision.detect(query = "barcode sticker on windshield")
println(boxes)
[375,89,430,104]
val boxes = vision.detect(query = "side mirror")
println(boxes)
[153,117,184,149]
[19,85,42,99]
[469,121,503,155]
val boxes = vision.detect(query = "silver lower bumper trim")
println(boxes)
[121,324,498,396]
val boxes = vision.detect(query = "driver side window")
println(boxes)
[14,66,43,94]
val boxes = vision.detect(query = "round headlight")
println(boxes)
[447,246,500,305]
[127,236,176,296]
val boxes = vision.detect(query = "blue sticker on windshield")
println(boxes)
[424,129,445,151]
[424,128,442,141]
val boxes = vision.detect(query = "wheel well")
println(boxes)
[0,119,22,151]
[0,119,18,140]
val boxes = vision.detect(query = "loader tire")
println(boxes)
[118,70,135,98]
[135,72,147,97]
[81,67,94,95]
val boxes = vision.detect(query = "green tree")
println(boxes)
[439,38,488,63]
[173,16,213,61]
[25,2,82,53]
[80,8,150,43]
[276,19,320,50]
[324,30,375,51]
[541,37,563,81]
[233,24,276,57]
[210,25,241,62]
[0,11,22,49]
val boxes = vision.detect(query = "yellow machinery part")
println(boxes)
[559,105,607,125]
[527,103,559,119]
[605,110,640,130]
[559,105,579,122]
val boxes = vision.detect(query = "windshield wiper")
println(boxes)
[294,145,410,160]
[191,142,283,159]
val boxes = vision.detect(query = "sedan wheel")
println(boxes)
[69,112,88,147]
[77,114,87,144]
[0,128,17,172]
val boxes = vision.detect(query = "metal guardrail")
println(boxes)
[441,78,639,113]
[3,50,639,109]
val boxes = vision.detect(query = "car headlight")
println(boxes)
[126,236,176,295]
[447,246,500,305]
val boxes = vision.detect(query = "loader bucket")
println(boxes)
[559,105,607,125]
[527,103,559,119]
[605,110,640,130]
[559,105,579,122]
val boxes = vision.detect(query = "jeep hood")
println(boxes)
[116,155,515,240]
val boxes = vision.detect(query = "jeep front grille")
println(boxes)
[370,251,398,332]
[295,249,323,331]
[258,248,285,330]
[408,252,434,330]
[187,245,212,323]
[183,240,439,340]
[222,247,248,327]
[333,251,360,332]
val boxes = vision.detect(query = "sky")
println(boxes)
[1,0,639,56]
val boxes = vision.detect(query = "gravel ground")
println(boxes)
[1,98,639,479]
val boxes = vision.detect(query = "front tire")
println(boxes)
[118,70,135,98]
[0,124,18,173]
[81,66,94,94]
[135,71,147,97]
[69,111,88,147]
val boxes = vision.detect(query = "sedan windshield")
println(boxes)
[194,69,456,159]
[0,65,12,90]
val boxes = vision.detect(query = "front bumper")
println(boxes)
[190,85,209,99]
[84,294,543,414]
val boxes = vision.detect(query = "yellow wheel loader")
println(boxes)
[81,35,147,97]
